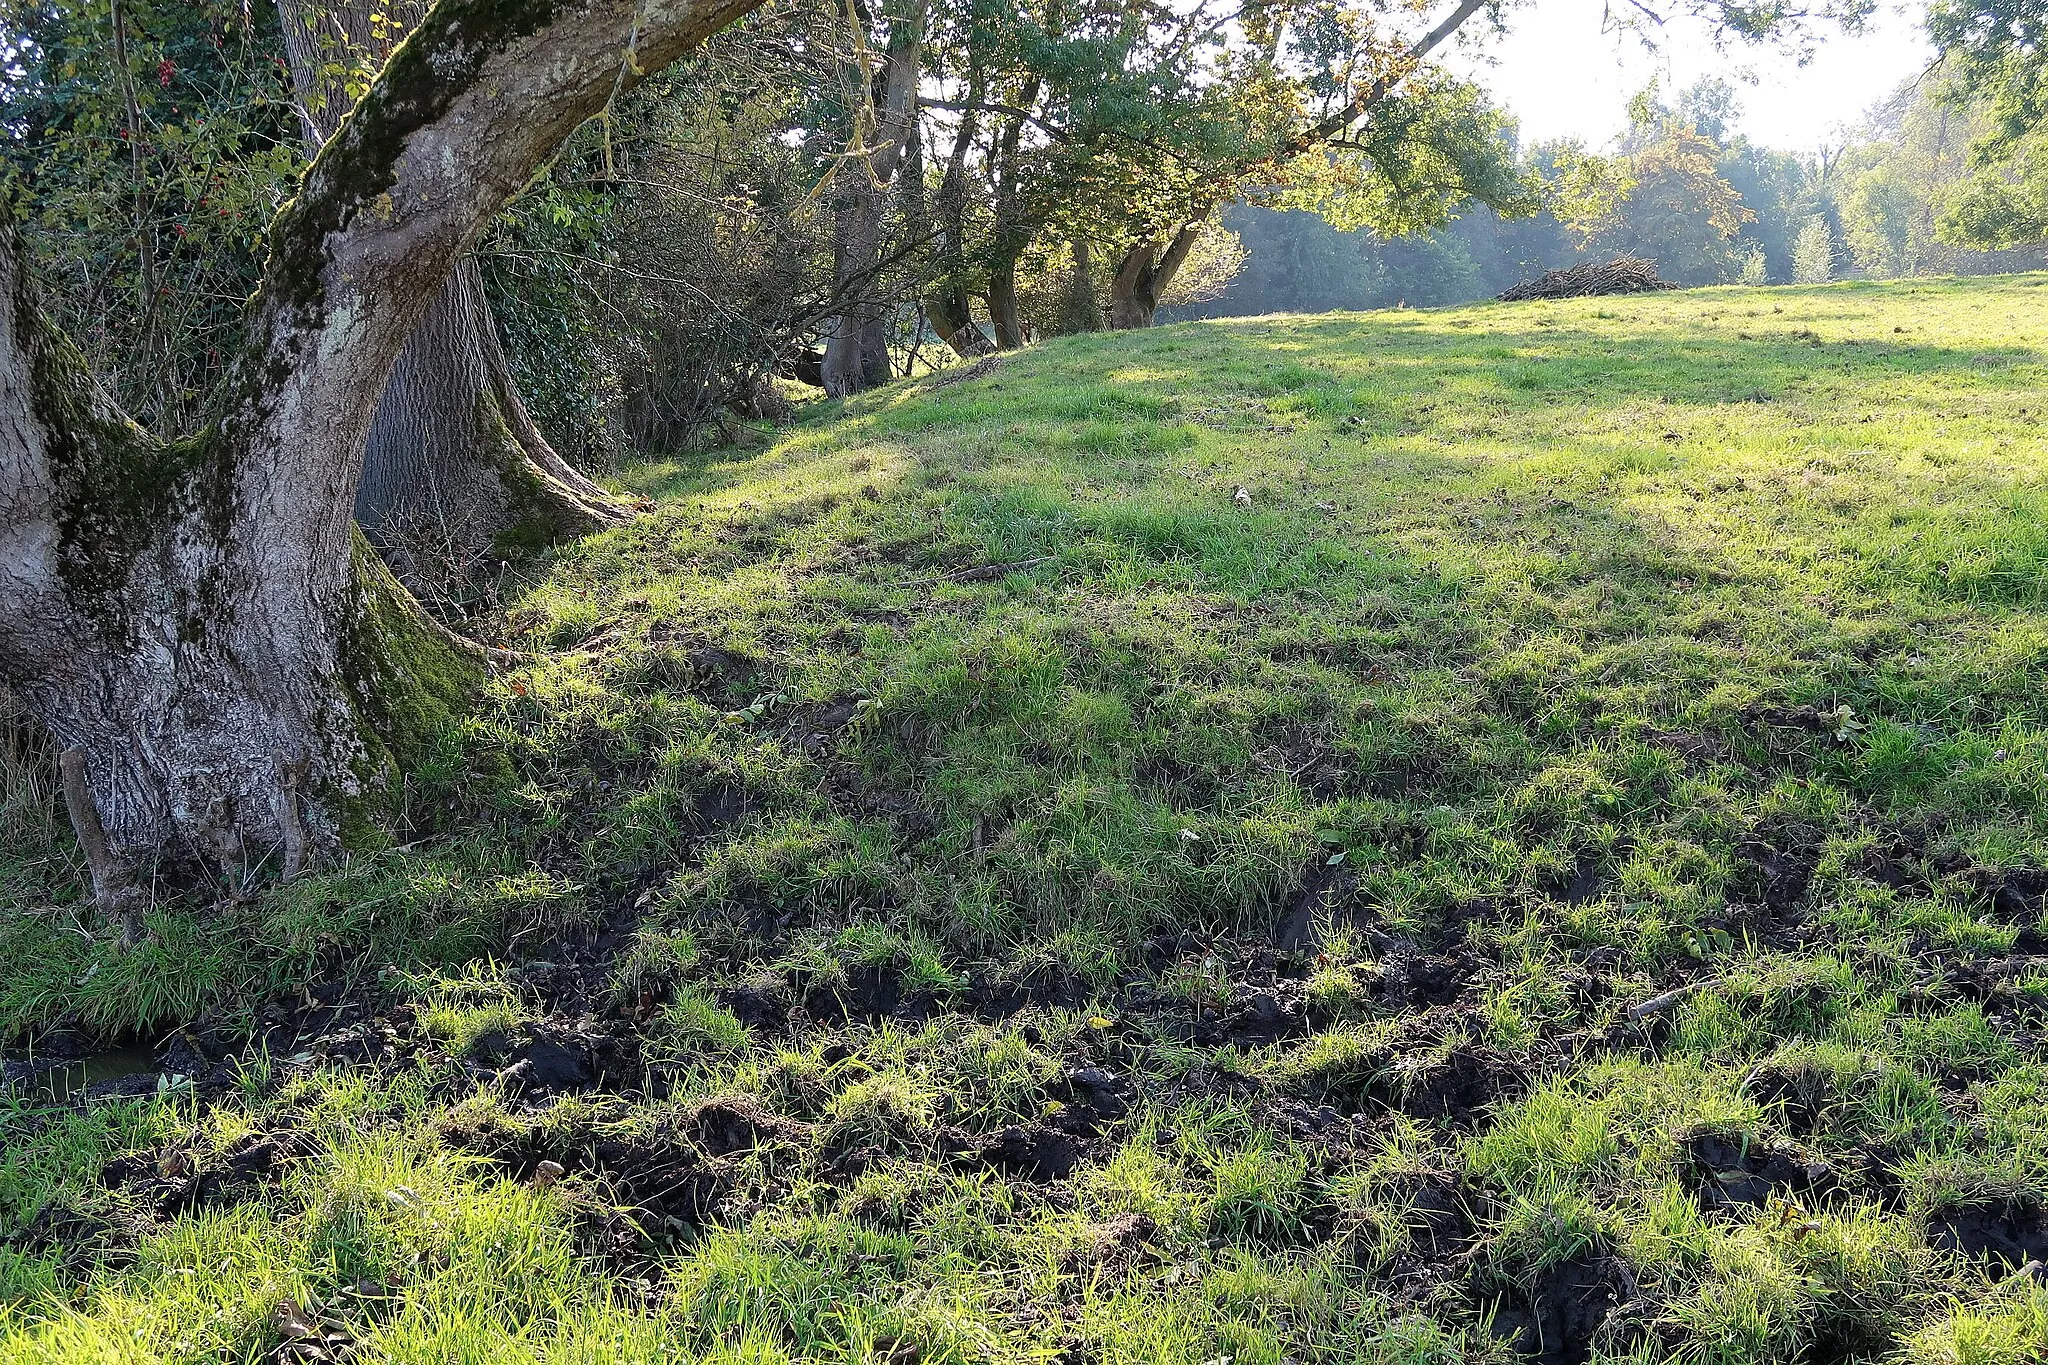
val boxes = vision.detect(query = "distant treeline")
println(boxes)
[7,0,2042,466]
[1178,77,2048,319]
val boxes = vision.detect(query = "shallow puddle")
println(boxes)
[19,1041,161,1104]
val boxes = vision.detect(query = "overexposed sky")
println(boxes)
[1439,0,1936,154]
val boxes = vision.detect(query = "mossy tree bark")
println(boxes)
[279,0,631,597]
[0,0,759,918]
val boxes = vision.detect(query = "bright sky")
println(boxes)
[1440,0,1937,154]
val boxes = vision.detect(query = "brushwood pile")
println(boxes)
[1497,256,1678,301]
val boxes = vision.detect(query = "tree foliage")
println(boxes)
[1567,119,1756,284]
[1928,0,2048,244]
[1792,213,1837,280]
[482,1,851,452]
[0,0,298,431]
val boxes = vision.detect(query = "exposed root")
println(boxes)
[271,753,313,881]
[57,747,143,944]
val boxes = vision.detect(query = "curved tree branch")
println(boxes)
[228,0,761,556]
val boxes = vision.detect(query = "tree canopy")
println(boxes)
[1930,0,2048,244]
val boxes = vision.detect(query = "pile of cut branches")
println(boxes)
[1497,257,1678,301]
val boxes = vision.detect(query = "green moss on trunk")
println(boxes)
[14,247,229,616]
[340,533,487,842]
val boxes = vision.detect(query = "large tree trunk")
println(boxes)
[279,0,628,597]
[987,261,1023,350]
[980,84,1039,351]
[1109,222,1203,330]
[924,286,992,359]
[354,259,624,592]
[1106,260,1155,330]
[819,163,884,396]
[0,0,758,918]
[819,1,924,397]
[0,221,480,925]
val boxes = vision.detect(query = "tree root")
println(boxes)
[58,747,143,946]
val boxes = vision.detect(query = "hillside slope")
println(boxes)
[5,276,2048,1362]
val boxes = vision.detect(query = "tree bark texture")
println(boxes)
[924,286,991,359]
[0,0,760,908]
[279,0,628,591]
[986,261,1023,350]
[819,162,886,396]
[1108,222,1202,330]
[354,258,626,586]
[819,1,924,397]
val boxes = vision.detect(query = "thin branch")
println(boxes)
[1284,0,1492,158]
[923,97,1072,144]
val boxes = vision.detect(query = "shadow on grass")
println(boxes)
[5,294,2045,1039]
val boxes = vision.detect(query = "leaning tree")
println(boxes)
[1096,0,1508,331]
[0,0,760,933]
[896,0,1524,348]
[277,0,634,599]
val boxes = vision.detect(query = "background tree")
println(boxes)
[1094,0,1524,330]
[1177,59,2048,320]
[1086,0,1878,327]
[909,0,1233,347]
[1717,139,1815,281]
[1566,85,1756,283]
[1836,85,1962,273]
[1793,213,1838,279]
[900,0,1531,341]
[1928,0,2048,246]
[818,0,924,395]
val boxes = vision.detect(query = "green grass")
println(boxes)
[5,275,2048,1362]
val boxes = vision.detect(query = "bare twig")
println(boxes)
[1629,977,1725,1019]
[896,555,1054,588]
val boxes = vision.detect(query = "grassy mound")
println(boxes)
[5,275,2048,1362]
